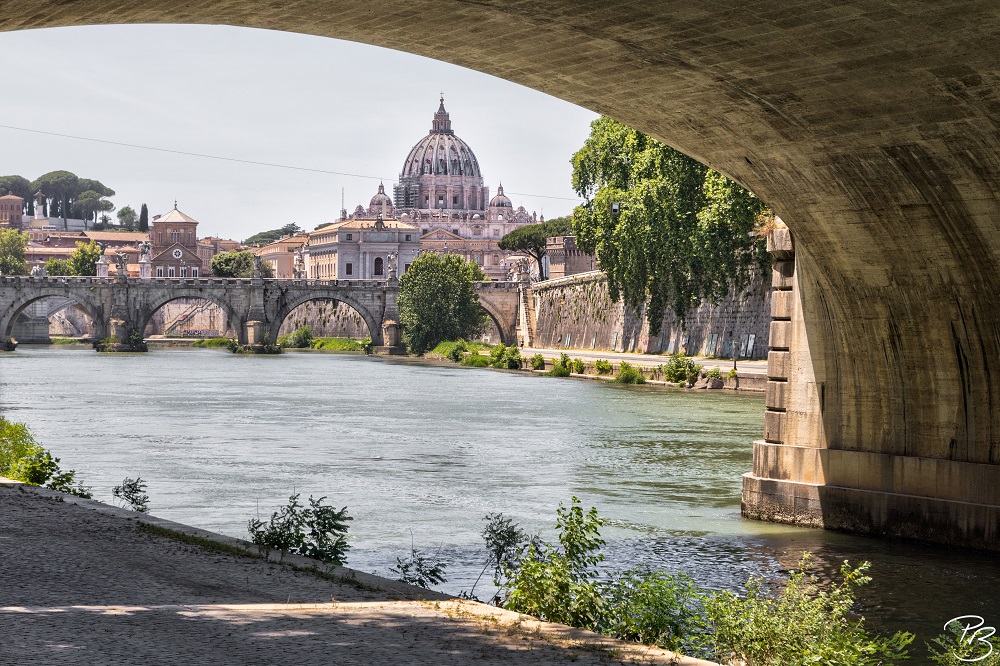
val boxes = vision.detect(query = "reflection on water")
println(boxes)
[2,347,999,646]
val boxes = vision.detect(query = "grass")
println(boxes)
[311,337,367,351]
[50,337,87,344]
[190,337,236,349]
[427,340,491,359]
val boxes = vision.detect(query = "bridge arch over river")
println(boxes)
[4,4,1000,548]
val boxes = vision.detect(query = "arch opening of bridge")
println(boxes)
[2,292,107,346]
[139,295,240,342]
[272,296,375,344]
[5,4,1000,549]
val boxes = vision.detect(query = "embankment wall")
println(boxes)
[531,271,770,359]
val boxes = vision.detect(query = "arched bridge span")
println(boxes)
[4,3,1000,546]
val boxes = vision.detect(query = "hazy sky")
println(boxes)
[0,25,598,241]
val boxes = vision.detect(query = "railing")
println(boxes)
[1,275,521,290]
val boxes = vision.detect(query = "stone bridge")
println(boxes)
[0,276,523,351]
[6,1,1000,548]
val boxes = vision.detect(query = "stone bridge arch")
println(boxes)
[4,5,1000,545]
[265,289,384,347]
[0,285,108,345]
[135,289,244,344]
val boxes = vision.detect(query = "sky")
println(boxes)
[0,25,598,241]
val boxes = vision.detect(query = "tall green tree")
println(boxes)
[397,253,487,354]
[68,241,102,276]
[44,258,72,276]
[0,229,28,276]
[498,216,573,279]
[571,117,770,331]
[138,204,149,232]
[116,205,137,230]
[210,250,273,278]
[32,171,80,230]
[0,176,32,212]
[73,190,115,228]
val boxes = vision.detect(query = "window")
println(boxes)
[345,233,353,241]
[497,214,503,221]
[374,257,384,276]
[493,229,500,237]
[192,267,199,277]
[157,232,163,244]
[170,230,180,243]
[493,254,500,265]
[473,227,482,237]
[156,266,163,277]
[437,196,445,207]
[452,195,458,205]
[404,263,411,273]
[345,263,353,276]
[168,267,175,277]
[405,234,411,241]
[425,195,429,204]
[180,266,187,277]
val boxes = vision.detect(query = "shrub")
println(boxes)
[702,555,913,665]
[503,497,605,628]
[728,368,739,379]
[447,339,468,362]
[277,325,313,349]
[570,358,585,374]
[488,343,521,369]
[248,493,352,565]
[0,417,91,498]
[529,353,546,370]
[460,352,491,367]
[687,364,704,385]
[706,367,723,379]
[594,359,613,375]
[391,547,448,589]
[615,361,646,384]
[191,337,237,350]
[929,620,1000,665]
[113,476,150,513]
[662,352,696,383]
[502,344,522,369]
[311,337,366,351]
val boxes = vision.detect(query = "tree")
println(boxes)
[138,204,149,232]
[571,117,770,332]
[44,258,72,276]
[68,241,102,276]
[73,190,115,229]
[0,229,28,276]
[117,205,137,230]
[498,216,573,279]
[210,250,273,278]
[397,252,487,354]
[32,171,80,230]
[0,176,32,212]
[243,223,303,247]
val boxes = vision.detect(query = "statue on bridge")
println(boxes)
[115,252,129,274]
[139,241,151,259]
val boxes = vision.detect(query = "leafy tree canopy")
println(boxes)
[0,229,28,276]
[44,258,72,276]
[210,250,274,278]
[398,253,488,354]
[243,223,302,247]
[68,241,102,277]
[0,176,32,205]
[117,205,137,229]
[571,117,770,332]
[497,216,573,279]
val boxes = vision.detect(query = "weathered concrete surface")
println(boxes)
[4,1,1000,545]
[0,482,715,666]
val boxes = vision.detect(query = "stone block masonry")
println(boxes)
[531,271,770,360]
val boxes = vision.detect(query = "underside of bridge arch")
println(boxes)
[3,293,106,344]
[269,295,381,347]
[138,295,240,343]
[9,2,1000,547]
[276,299,372,341]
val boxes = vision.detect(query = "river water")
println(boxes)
[2,346,999,650]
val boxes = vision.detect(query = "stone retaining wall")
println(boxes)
[531,271,770,360]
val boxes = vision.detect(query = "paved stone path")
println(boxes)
[0,482,716,665]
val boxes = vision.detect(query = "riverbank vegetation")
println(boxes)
[465,498,922,665]
[191,337,237,349]
[276,325,370,351]
[248,493,352,565]
[0,416,91,497]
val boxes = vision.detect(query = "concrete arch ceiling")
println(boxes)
[8,2,1000,539]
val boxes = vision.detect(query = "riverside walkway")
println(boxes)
[0,480,715,666]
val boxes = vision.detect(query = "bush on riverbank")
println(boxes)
[248,493,352,565]
[191,337,237,350]
[614,361,646,384]
[485,499,917,665]
[529,353,546,371]
[489,343,522,369]
[277,325,314,349]
[0,417,91,497]
[546,353,572,377]
[662,352,703,386]
[429,339,491,361]
[594,359,613,375]
[460,351,492,367]
[51,337,87,344]
[311,336,369,351]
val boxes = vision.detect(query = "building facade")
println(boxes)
[303,216,419,280]
[149,207,203,277]
[546,235,597,279]
[257,234,308,279]
[0,194,24,230]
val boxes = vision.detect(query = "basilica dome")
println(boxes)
[369,182,392,208]
[400,97,482,178]
[489,184,512,208]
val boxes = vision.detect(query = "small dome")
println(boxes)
[489,183,512,208]
[369,182,393,208]
[472,213,482,220]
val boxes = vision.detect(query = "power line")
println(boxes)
[0,122,582,203]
